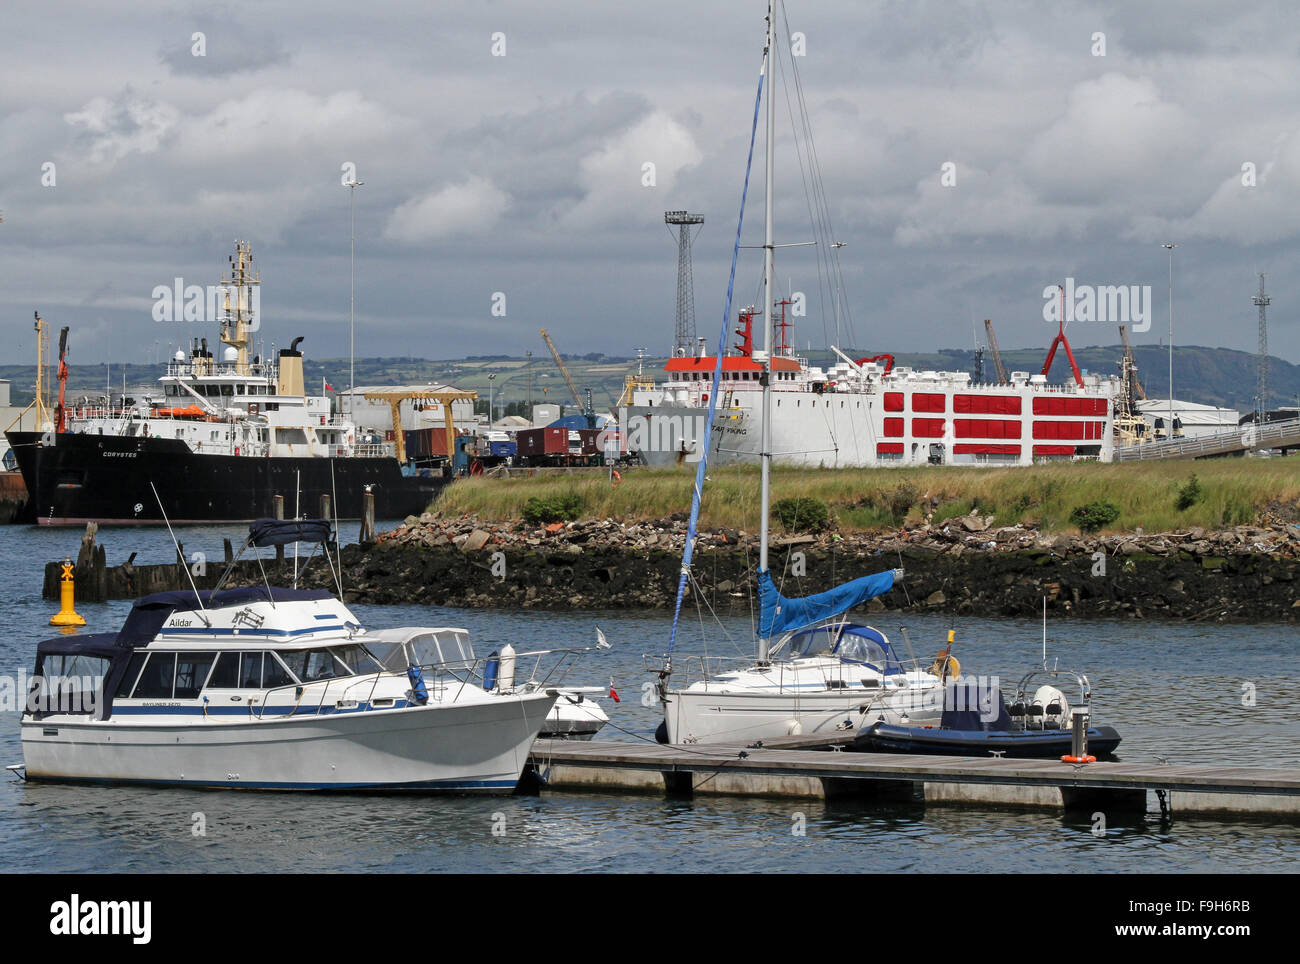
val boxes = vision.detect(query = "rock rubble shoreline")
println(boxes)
[309,511,1300,622]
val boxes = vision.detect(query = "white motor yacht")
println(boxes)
[15,520,557,792]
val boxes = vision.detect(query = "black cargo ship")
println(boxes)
[6,430,444,525]
[11,241,456,526]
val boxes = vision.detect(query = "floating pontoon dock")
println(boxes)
[527,736,1300,818]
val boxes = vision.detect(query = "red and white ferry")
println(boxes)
[623,305,1118,468]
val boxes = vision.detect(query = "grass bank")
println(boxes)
[432,458,1300,535]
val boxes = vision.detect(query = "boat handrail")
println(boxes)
[643,651,937,689]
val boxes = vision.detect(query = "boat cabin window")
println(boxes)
[329,644,383,674]
[276,428,308,445]
[132,653,176,699]
[279,649,350,682]
[37,654,110,713]
[114,652,149,697]
[206,652,239,688]
[174,653,217,698]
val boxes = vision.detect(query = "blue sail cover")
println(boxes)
[758,568,898,639]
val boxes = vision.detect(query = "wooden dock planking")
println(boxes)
[526,739,1300,817]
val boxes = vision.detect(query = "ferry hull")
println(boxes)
[6,432,445,525]
[21,693,556,792]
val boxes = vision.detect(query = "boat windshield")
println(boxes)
[278,645,381,682]
[784,626,841,659]
[365,629,477,673]
[833,626,902,675]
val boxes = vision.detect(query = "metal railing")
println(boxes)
[1115,417,1300,461]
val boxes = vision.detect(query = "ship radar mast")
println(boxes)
[219,240,260,375]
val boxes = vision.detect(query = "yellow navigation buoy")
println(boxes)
[50,559,86,627]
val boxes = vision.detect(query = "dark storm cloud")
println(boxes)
[0,0,1297,369]
[158,19,292,77]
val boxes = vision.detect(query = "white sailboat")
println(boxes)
[650,1,953,745]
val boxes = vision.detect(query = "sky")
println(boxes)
[2,0,1298,369]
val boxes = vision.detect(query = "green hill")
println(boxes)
[3,344,1295,417]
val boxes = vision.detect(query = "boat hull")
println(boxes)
[21,692,556,792]
[6,431,445,525]
[663,686,942,745]
[852,722,1123,759]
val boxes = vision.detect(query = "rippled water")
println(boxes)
[2,523,1298,873]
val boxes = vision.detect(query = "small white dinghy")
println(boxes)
[367,628,613,742]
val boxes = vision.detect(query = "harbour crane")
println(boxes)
[55,326,71,433]
[1118,325,1146,401]
[983,318,1008,385]
[539,328,592,416]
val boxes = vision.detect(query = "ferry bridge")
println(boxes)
[1114,417,1300,462]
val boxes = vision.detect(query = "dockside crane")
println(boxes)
[983,318,1008,384]
[1118,325,1146,401]
[55,326,70,433]
[539,328,593,417]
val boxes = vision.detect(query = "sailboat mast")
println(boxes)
[758,0,776,664]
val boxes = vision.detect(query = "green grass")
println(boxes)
[432,459,1300,535]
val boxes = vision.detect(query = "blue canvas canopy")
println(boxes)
[248,518,333,547]
[758,568,900,639]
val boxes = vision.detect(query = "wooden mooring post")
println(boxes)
[358,489,375,544]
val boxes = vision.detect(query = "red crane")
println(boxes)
[55,326,70,433]
[1041,286,1084,387]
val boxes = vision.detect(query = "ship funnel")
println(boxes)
[278,336,305,397]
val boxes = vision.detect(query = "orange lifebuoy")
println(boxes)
[1061,754,1097,764]
[611,470,622,487]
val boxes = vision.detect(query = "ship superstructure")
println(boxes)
[625,305,1118,468]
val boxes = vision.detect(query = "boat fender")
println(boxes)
[654,720,669,744]
[499,642,516,691]
[928,654,960,679]
[484,653,499,691]
[407,664,429,705]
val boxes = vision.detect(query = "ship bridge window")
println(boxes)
[221,384,233,397]
[276,428,308,445]
[236,384,245,394]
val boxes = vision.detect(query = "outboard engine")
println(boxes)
[1033,685,1070,729]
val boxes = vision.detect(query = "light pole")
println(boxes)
[1163,242,1176,439]
[488,372,496,425]
[345,177,365,402]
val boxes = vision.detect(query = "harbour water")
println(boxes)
[2,524,1297,873]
